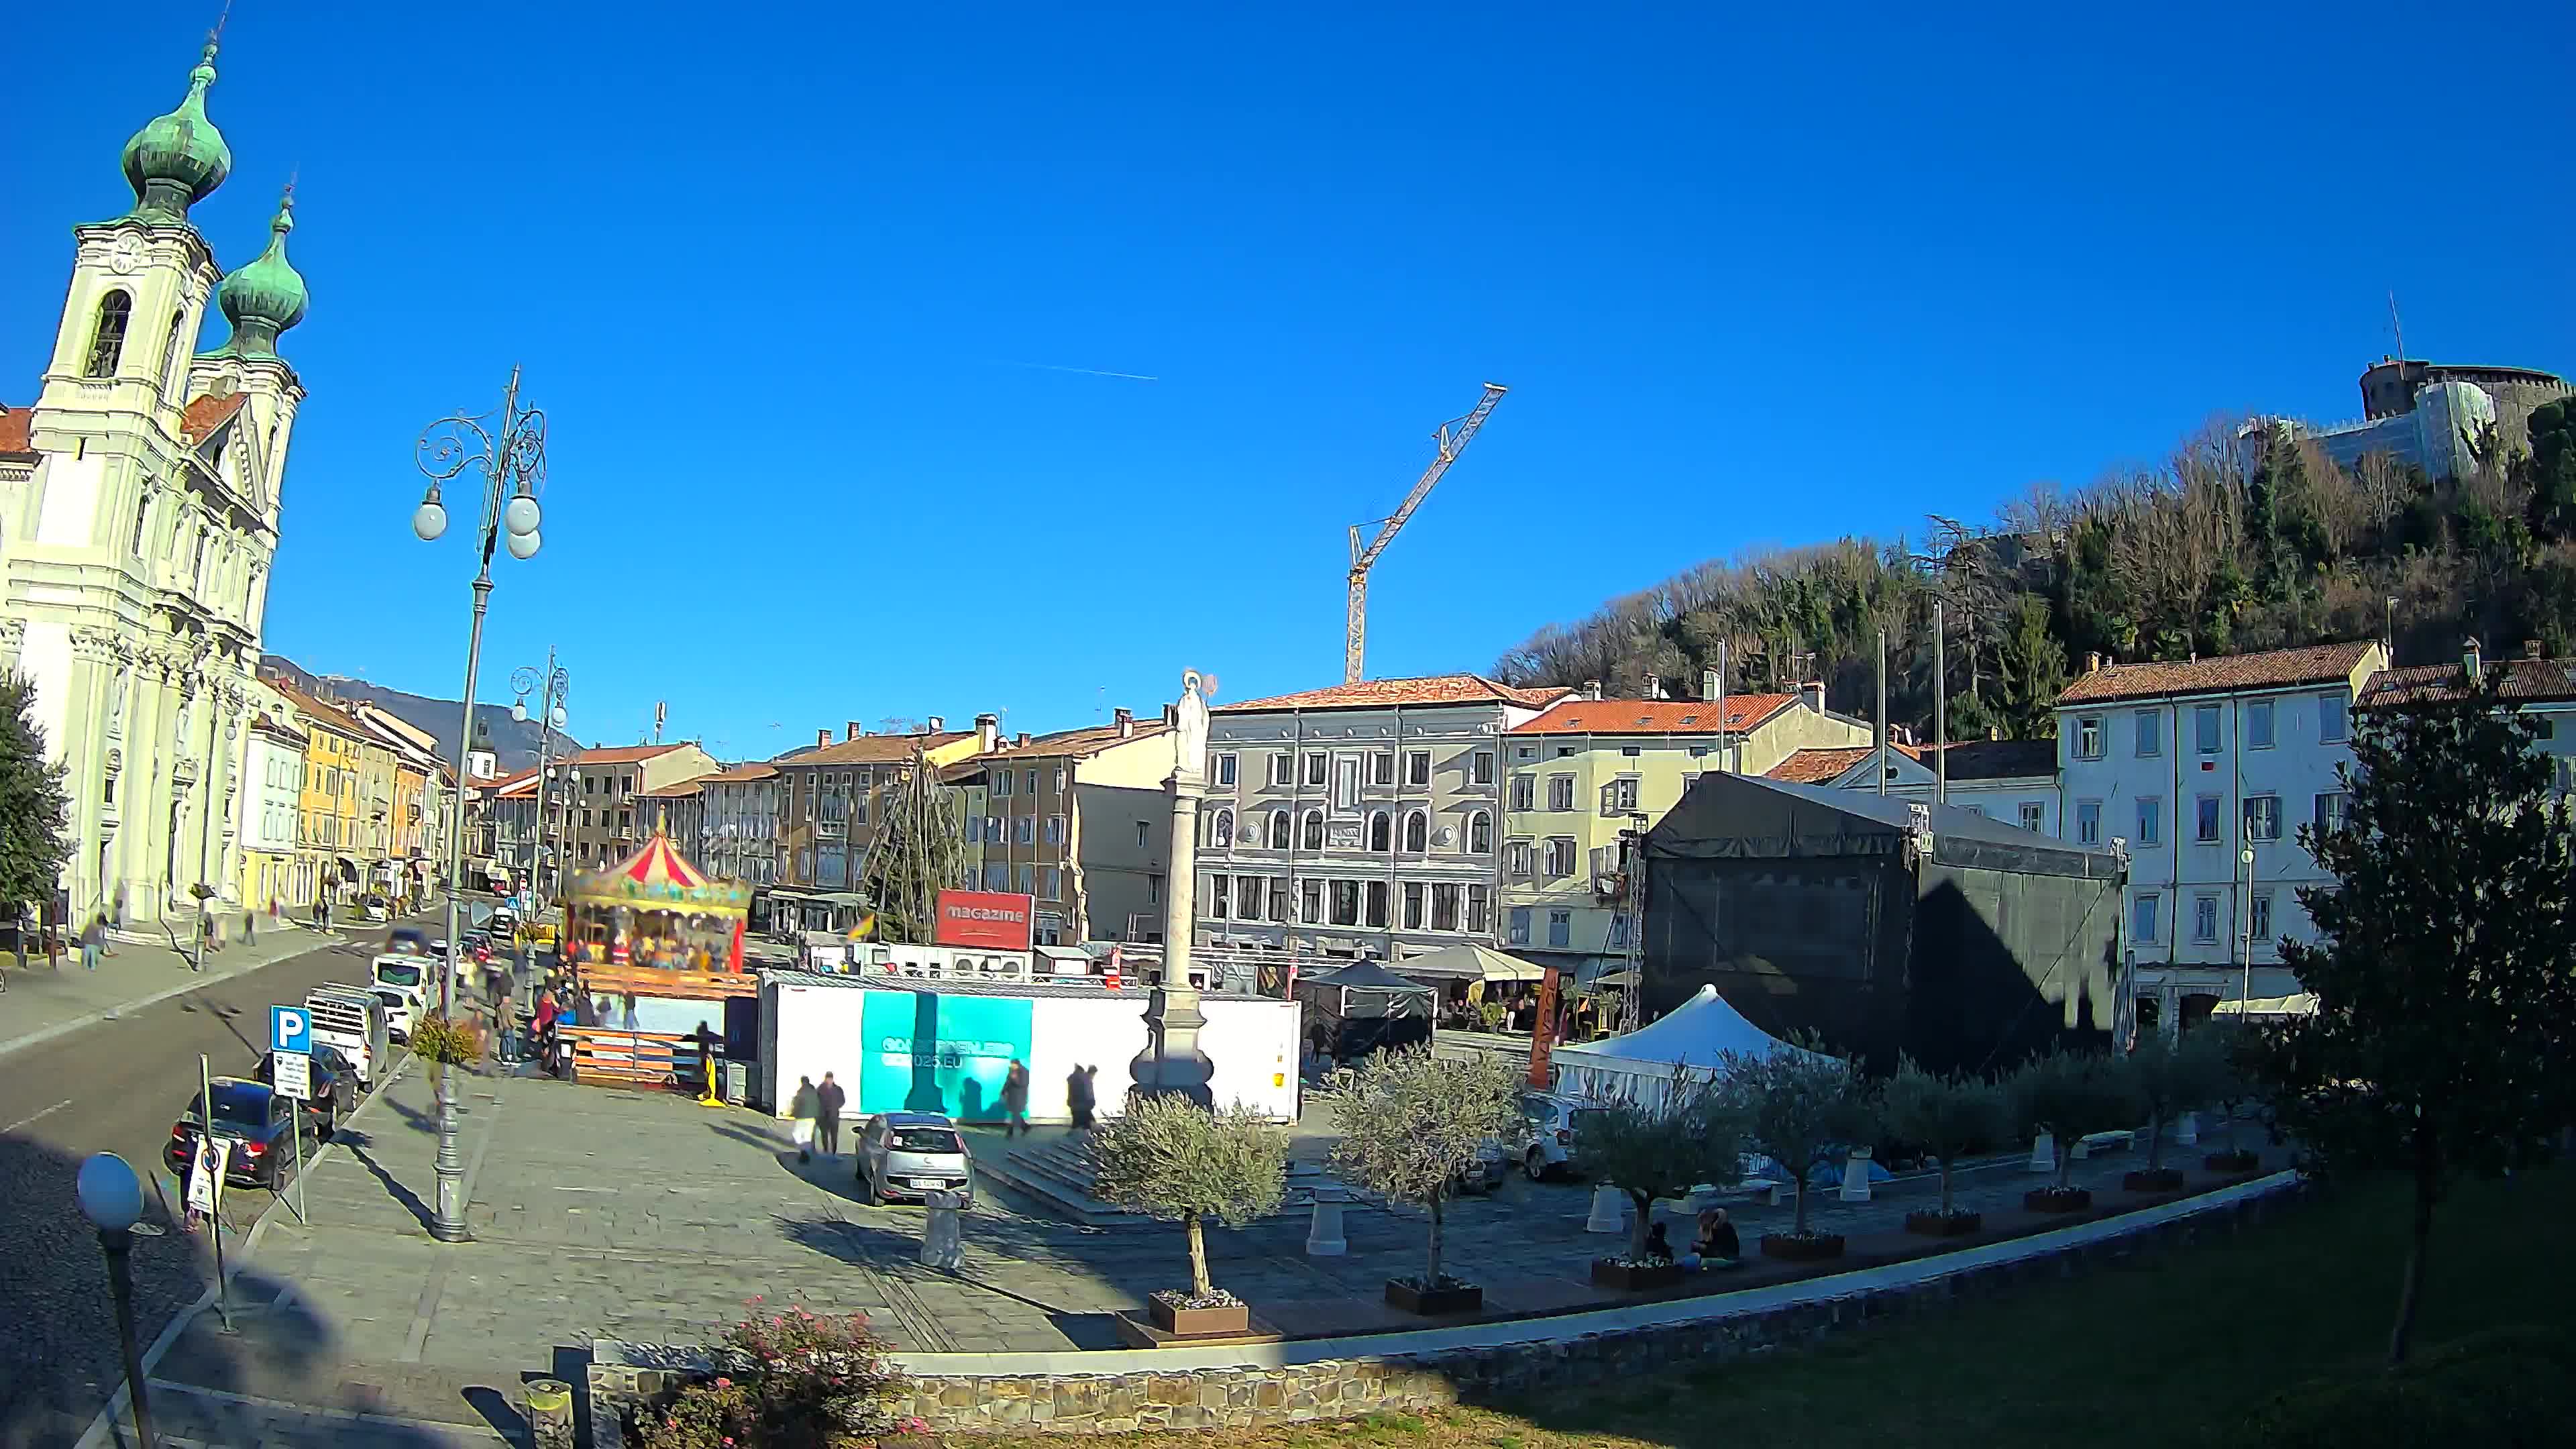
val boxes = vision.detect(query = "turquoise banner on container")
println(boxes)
[857,989,1034,1120]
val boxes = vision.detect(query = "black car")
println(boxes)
[165,1079,310,1190]
[253,1046,355,1127]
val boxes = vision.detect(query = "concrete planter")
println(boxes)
[1383,1278,1483,1316]
[1904,1210,1982,1238]
[1759,1232,1847,1263]
[2123,1167,2186,1193]
[1149,1298,1250,1338]
[1590,1258,1684,1291]
[2025,1187,2092,1214]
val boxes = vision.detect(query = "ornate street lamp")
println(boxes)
[512,653,571,903]
[76,1152,159,1449]
[413,368,546,1244]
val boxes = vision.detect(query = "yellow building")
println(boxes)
[1500,685,1870,981]
[277,683,372,906]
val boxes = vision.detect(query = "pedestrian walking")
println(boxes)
[815,1071,845,1157]
[692,1020,721,1105]
[1002,1059,1031,1137]
[790,1075,820,1163]
[496,987,521,1065]
[1066,1064,1096,1132]
[80,912,105,972]
[243,908,256,946]
[532,988,558,1065]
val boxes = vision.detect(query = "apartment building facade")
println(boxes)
[696,762,782,886]
[771,720,983,896]
[946,709,1173,945]
[236,704,307,911]
[557,742,722,873]
[2055,639,2388,1030]
[2361,639,2576,786]
[1769,737,2061,836]
[1192,674,1565,961]
[1502,684,1870,981]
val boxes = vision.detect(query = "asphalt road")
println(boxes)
[0,912,453,1449]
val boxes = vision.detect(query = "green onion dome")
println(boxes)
[210,191,308,359]
[121,43,231,223]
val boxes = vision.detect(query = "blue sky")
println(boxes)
[7,2,2571,760]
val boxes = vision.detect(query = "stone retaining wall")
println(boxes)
[591,1175,2304,1442]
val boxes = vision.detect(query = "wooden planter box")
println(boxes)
[1384,1278,1483,1316]
[2123,1167,2186,1192]
[1760,1232,1847,1262]
[2025,1187,2092,1214]
[2203,1149,2262,1174]
[1148,1297,1250,1337]
[1904,1209,1983,1237]
[1590,1258,1684,1292]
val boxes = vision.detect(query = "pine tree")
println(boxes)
[1993,596,2070,741]
[0,670,73,947]
[2260,676,2576,1366]
[856,748,966,944]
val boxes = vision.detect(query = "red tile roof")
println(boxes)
[979,720,1171,761]
[2362,654,2576,706]
[641,779,706,798]
[700,762,780,783]
[2056,641,2381,706]
[563,743,699,766]
[1919,738,2059,781]
[0,405,33,457]
[777,731,971,767]
[270,682,370,740]
[1509,694,1796,736]
[179,392,248,445]
[1216,674,1568,714]
[1768,744,1919,784]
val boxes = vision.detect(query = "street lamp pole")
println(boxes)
[513,651,570,903]
[2239,845,2257,1012]
[413,368,547,1245]
[76,1153,157,1449]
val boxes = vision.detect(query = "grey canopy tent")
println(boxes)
[1295,959,1436,1061]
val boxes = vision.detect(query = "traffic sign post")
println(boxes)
[272,1005,313,1224]
[272,1005,311,1056]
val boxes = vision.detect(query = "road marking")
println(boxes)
[2,1099,74,1134]
[551,1185,619,1192]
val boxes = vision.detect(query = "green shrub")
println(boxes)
[409,1013,481,1069]
[2220,1327,2576,1448]
[636,1301,907,1449]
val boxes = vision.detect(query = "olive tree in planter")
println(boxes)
[2009,1047,2141,1212]
[1324,1046,1529,1315]
[1566,1069,1745,1291]
[1880,1057,2006,1236]
[2194,1021,2264,1173]
[1089,1094,1290,1336]
[1719,1036,1876,1261]
[2124,1027,2222,1191]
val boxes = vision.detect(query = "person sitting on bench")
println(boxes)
[1681,1208,1741,1269]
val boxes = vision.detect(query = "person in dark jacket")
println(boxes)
[1066,1064,1097,1131]
[1002,1059,1032,1136]
[814,1072,846,1157]
[790,1075,821,1163]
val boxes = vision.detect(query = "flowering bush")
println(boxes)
[1148,1287,1243,1312]
[636,1301,903,1449]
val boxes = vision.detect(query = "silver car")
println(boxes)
[856,1112,976,1209]
[1519,1091,1603,1181]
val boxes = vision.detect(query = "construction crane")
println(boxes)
[1344,382,1509,684]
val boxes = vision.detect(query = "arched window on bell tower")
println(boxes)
[159,309,187,398]
[85,290,133,378]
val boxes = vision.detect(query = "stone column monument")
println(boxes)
[1130,670,1216,1108]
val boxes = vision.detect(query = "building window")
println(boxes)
[2194,894,2220,944]
[1600,777,1640,815]
[1330,880,1361,926]
[1466,810,1492,853]
[1303,752,1328,788]
[963,814,982,844]
[1215,753,1237,787]
[2320,693,2348,743]
[994,769,1012,798]
[2075,716,2103,759]
[1268,752,1293,787]
[1402,810,1428,853]
[2250,890,2273,941]
[2196,795,2221,843]
[1008,815,1031,845]
[1267,809,1292,849]
[2132,893,2160,943]
[2076,798,2101,846]
[2134,709,2162,758]
[985,814,1002,842]
[1546,909,1571,948]
[1609,914,1631,949]
[1236,875,1265,922]
[1299,879,1323,924]
[1466,883,1490,933]
[1548,775,1574,812]
[1210,809,1232,848]
[1293,808,1320,851]
[2019,801,2045,833]
[1368,810,1391,852]
[1044,814,1065,845]
[1511,774,1534,810]
[986,863,1008,890]
[2195,704,2222,754]
[2135,797,2161,847]
[1017,865,1036,895]
[85,289,132,377]
[2244,795,2282,842]
[1051,766,1065,792]
[1206,875,1231,919]
[1401,881,1425,930]
[1431,883,1462,931]
[1507,906,1532,945]
[1504,839,1532,877]
[2314,791,2348,835]
[1333,755,1361,810]
[1405,750,1431,787]
[1268,879,1291,920]
[2247,700,2276,749]
[1369,750,1395,786]
[1545,837,1578,876]
[1470,751,1495,786]
[1039,866,1062,900]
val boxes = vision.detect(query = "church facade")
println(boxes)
[0,39,311,924]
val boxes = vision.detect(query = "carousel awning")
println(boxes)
[567,830,750,918]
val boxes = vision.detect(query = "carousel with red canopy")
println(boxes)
[562,830,751,971]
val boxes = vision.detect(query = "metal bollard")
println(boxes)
[1585,1184,1625,1234]
[523,1379,574,1449]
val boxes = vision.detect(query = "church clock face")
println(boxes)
[107,235,145,276]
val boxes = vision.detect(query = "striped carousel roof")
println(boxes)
[568,830,748,915]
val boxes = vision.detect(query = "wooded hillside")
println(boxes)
[1491,400,2576,742]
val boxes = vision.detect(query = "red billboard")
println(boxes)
[933,890,1036,951]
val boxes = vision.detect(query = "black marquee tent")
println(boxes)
[1295,959,1436,1061]
[1640,772,2127,1075]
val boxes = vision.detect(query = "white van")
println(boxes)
[306,986,392,1090]
[371,953,433,1016]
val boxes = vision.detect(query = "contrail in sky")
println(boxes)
[988,360,1161,382]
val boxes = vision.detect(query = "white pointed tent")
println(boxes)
[1550,983,1827,1107]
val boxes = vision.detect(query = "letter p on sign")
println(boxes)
[272,1005,311,1055]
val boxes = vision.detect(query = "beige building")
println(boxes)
[695,762,782,887]
[1500,681,1870,981]
[944,708,1175,945]
[770,720,985,929]
[557,742,721,873]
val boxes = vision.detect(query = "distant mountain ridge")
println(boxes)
[258,655,578,774]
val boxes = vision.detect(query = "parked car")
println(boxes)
[360,894,391,924]
[252,1046,354,1128]
[1452,1137,1511,1194]
[855,1112,975,1209]
[166,1079,311,1190]
[372,987,417,1042]
[388,926,432,956]
[1517,1091,1606,1181]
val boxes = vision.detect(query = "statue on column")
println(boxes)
[1132,669,1216,1108]
[1175,669,1210,786]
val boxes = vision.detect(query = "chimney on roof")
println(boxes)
[1703,668,1720,702]
[2464,637,2483,688]
[816,728,830,748]
[1163,703,1178,727]
[975,712,999,753]
[1114,706,1134,738]
[846,720,863,742]
[1015,731,1030,747]
[1799,681,1825,714]
[1582,680,1603,701]
[1644,673,1662,700]
[926,715,945,731]
[2524,640,2544,661]
[2086,651,2102,674]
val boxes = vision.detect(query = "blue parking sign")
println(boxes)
[272,1005,311,1055]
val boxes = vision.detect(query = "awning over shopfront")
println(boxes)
[1392,943,1548,983]
[2210,992,2320,1018]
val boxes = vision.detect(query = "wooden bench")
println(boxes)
[576,964,760,1001]
[561,1027,693,1089]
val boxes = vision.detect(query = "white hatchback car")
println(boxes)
[1517,1090,1602,1181]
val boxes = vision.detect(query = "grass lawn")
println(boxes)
[971,1166,2575,1449]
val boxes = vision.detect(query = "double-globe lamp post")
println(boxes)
[76,1152,159,1449]
[512,656,570,905]
[412,367,547,1244]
